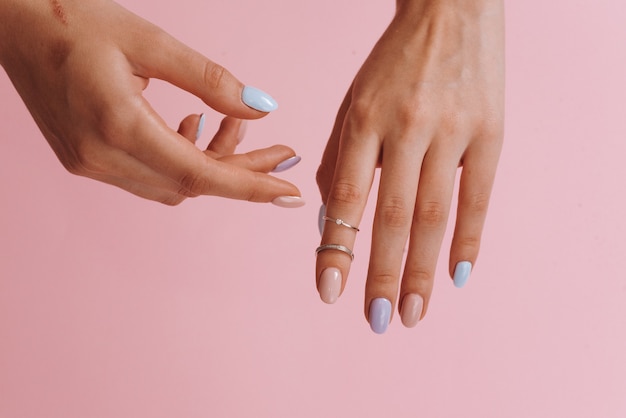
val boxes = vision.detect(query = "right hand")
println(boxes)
[0,0,303,206]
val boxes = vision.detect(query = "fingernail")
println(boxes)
[236,120,248,144]
[369,298,392,334]
[319,268,342,304]
[242,86,278,112]
[400,294,424,328]
[195,113,206,140]
[271,196,305,208]
[453,261,472,288]
[318,204,326,236]
[272,156,301,173]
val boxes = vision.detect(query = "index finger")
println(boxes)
[315,116,379,304]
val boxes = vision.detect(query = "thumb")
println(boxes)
[130,27,277,119]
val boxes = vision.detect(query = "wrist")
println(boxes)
[396,0,503,18]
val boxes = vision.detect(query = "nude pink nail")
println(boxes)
[319,268,342,304]
[400,294,424,328]
[271,196,305,208]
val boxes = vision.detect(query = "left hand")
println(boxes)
[315,0,505,333]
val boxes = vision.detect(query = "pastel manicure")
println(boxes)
[318,204,326,236]
[271,196,306,208]
[272,156,301,173]
[369,298,392,334]
[400,294,424,328]
[195,113,206,140]
[241,86,278,112]
[453,261,472,288]
[319,268,342,304]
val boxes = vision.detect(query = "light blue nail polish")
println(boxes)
[453,261,473,288]
[272,156,301,173]
[369,298,392,334]
[242,86,278,112]
[318,204,326,236]
[195,113,206,140]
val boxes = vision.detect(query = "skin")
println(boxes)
[0,0,503,329]
[315,0,505,326]
[0,0,301,205]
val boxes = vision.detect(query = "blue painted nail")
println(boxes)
[242,86,278,112]
[369,298,392,334]
[195,113,206,140]
[272,156,301,173]
[453,261,472,288]
[318,204,326,236]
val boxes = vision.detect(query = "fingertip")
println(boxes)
[271,196,306,208]
[177,113,204,143]
[452,261,472,288]
[196,113,206,140]
[242,86,278,113]
[399,293,424,328]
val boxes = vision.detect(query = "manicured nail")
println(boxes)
[319,268,342,304]
[271,196,305,208]
[318,204,326,236]
[453,261,472,288]
[369,298,392,334]
[242,86,278,112]
[237,120,248,144]
[272,156,301,173]
[400,294,424,328]
[195,113,206,140]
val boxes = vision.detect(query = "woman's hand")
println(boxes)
[0,0,303,206]
[315,0,504,332]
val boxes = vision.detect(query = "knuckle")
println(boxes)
[244,175,263,202]
[404,267,434,285]
[72,142,105,174]
[203,62,226,90]
[463,192,491,213]
[378,196,411,229]
[440,112,468,138]
[414,201,447,228]
[396,99,426,127]
[179,171,210,196]
[477,114,505,141]
[370,272,398,287]
[330,179,363,205]
[159,195,186,206]
[455,235,481,253]
[402,267,435,295]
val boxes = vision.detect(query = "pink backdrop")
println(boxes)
[2,1,625,417]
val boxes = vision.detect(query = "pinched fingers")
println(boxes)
[100,99,303,204]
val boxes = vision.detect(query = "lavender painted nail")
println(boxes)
[369,298,392,334]
[318,204,326,235]
[272,156,301,173]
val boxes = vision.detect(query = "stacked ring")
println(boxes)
[315,244,355,261]
[322,216,360,232]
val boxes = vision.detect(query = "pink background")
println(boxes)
[2,1,625,417]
